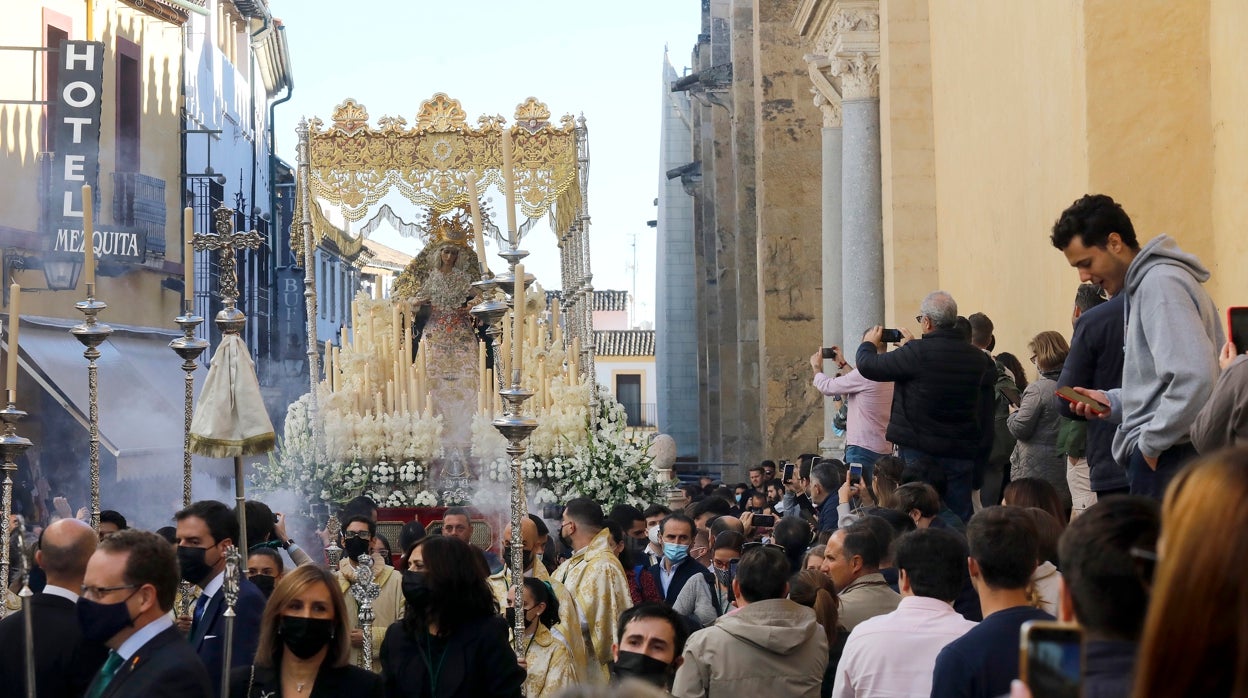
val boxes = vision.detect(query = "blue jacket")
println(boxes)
[1055,294,1129,491]
[189,576,266,694]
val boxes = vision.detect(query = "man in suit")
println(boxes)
[646,513,711,606]
[174,500,266,693]
[0,517,107,697]
[79,529,212,698]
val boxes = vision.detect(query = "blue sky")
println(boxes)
[272,0,700,326]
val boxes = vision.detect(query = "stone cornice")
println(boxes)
[830,0,880,100]
[793,0,836,38]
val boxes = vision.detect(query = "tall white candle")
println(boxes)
[512,264,525,379]
[502,130,518,244]
[183,207,195,299]
[82,185,95,288]
[6,283,19,391]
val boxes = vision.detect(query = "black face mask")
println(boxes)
[177,545,216,586]
[77,591,138,644]
[250,574,276,598]
[502,547,534,571]
[279,616,335,659]
[342,538,370,562]
[402,571,430,608]
[504,606,536,630]
[613,650,674,688]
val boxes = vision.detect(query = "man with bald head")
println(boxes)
[488,516,588,680]
[0,518,109,697]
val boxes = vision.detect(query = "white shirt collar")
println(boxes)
[201,570,225,599]
[117,615,174,660]
[41,583,79,603]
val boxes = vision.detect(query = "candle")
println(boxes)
[375,392,384,417]
[570,337,580,379]
[331,346,340,392]
[6,283,19,391]
[324,341,333,387]
[502,129,517,242]
[478,340,487,415]
[538,359,547,410]
[467,178,490,274]
[82,184,95,288]
[183,207,195,299]
[551,298,560,341]
[386,379,394,414]
[500,313,511,377]
[391,304,401,353]
[512,264,525,379]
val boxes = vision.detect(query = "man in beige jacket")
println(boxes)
[672,545,828,697]
[333,515,404,672]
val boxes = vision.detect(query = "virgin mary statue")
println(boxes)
[391,215,484,466]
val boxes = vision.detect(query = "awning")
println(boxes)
[10,316,231,481]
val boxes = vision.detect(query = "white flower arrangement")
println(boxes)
[412,490,439,507]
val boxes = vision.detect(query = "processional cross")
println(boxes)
[194,207,265,333]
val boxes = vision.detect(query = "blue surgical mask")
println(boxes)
[662,542,689,565]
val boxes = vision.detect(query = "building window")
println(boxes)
[44,22,69,152]
[115,38,141,173]
[616,374,642,427]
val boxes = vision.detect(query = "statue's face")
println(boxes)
[440,247,459,265]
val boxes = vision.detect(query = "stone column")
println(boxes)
[808,56,844,457]
[833,1,883,361]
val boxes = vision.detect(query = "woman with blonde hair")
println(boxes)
[1008,331,1072,511]
[1133,448,1248,697]
[230,565,382,697]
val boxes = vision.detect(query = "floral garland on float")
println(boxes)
[253,283,670,511]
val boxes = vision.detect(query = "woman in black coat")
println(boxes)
[381,534,525,698]
[230,565,382,697]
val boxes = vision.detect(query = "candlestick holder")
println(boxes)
[325,514,343,567]
[70,283,112,532]
[170,299,210,508]
[0,390,32,620]
[350,553,381,669]
[493,386,538,657]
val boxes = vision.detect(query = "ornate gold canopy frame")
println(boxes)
[293,93,597,424]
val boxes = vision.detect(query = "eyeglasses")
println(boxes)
[1029,355,1038,365]
[374,549,391,558]
[343,531,371,540]
[742,542,784,553]
[81,583,138,600]
[915,314,924,324]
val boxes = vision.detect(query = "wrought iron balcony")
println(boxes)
[111,171,166,258]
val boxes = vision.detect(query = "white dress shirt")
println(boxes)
[832,595,977,698]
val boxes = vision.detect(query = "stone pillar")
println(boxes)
[833,1,883,359]
[804,54,845,457]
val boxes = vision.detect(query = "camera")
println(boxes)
[820,346,839,360]
[880,329,903,343]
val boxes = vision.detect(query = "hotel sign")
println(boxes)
[47,40,143,263]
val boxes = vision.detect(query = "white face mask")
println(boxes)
[647,524,661,545]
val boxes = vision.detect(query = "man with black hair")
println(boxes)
[341,494,378,522]
[778,455,819,520]
[1051,194,1222,499]
[612,602,687,690]
[673,546,827,696]
[1057,496,1160,697]
[856,291,996,522]
[645,513,710,606]
[442,506,502,573]
[893,482,945,530]
[772,516,814,575]
[833,528,975,698]
[930,506,1053,698]
[555,497,632,682]
[0,518,108,698]
[174,500,265,694]
[98,510,128,540]
[967,312,1021,510]
[641,504,670,568]
[822,519,901,631]
[333,515,403,672]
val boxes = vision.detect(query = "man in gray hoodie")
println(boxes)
[1050,194,1223,499]
[672,545,828,697]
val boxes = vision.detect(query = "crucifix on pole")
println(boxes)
[196,207,264,336]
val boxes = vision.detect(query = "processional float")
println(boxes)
[295,93,596,657]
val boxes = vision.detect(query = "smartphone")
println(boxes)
[821,346,839,360]
[880,328,903,343]
[751,514,776,527]
[728,559,739,579]
[1229,306,1248,352]
[848,463,863,485]
[1019,621,1083,698]
[1056,386,1109,415]
[781,462,795,484]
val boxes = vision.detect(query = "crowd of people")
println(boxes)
[0,192,1246,697]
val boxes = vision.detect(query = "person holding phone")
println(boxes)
[1050,194,1222,500]
[810,345,895,479]
[1189,338,1248,453]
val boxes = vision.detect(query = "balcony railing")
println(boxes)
[111,171,167,257]
[621,402,657,428]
